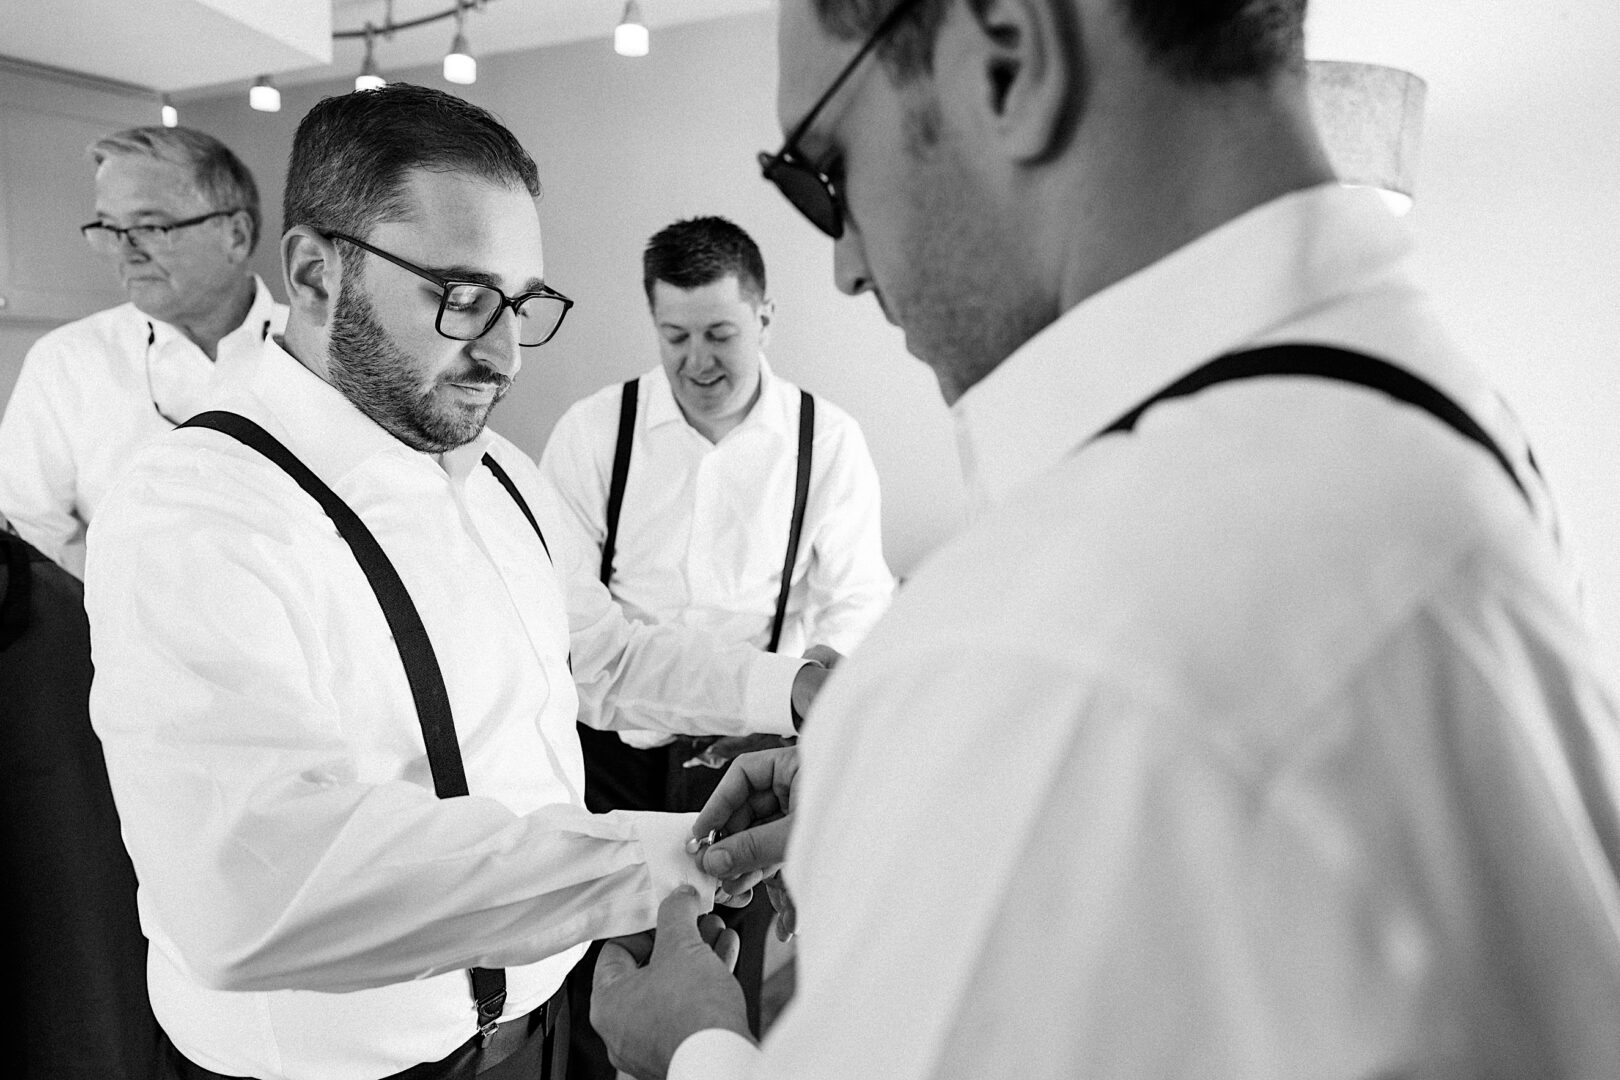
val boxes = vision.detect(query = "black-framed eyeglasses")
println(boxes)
[758,0,929,239]
[325,231,573,348]
[81,209,243,255]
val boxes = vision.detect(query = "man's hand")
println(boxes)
[691,746,799,899]
[789,644,842,728]
[593,886,750,1080]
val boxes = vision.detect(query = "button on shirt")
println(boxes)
[0,276,287,579]
[84,338,803,1080]
[538,360,893,740]
[671,185,1620,1079]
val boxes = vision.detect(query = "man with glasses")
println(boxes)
[0,125,286,579]
[592,1,1620,1078]
[84,83,823,1080]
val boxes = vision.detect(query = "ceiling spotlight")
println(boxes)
[356,27,385,91]
[615,0,649,57]
[160,94,178,128]
[249,75,281,113]
[444,5,476,85]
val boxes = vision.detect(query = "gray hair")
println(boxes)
[90,126,263,254]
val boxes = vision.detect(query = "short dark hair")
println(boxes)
[282,83,540,242]
[813,0,1305,83]
[642,216,768,306]
[91,126,264,254]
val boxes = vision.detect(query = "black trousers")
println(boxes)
[163,989,568,1080]
[567,729,780,1080]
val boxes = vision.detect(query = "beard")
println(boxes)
[327,281,511,454]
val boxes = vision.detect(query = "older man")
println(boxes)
[85,83,824,1080]
[592,2,1620,1078]
[0,126,286,578]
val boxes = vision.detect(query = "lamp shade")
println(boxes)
[1307,61,1426,214]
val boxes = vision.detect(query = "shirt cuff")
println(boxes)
[617,810,717,909]
[669,1027,760,1080]
[746,653,808,737]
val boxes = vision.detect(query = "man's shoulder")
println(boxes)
[27,302,141,359]
[544,372,651,457]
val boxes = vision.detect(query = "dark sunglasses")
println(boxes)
[757,0,929,239]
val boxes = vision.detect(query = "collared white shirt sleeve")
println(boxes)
[0,277,287,578]
[670,185,1620,1079]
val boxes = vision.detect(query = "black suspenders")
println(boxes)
[1091,343,1533,509]
[180,410,554,1044]
[599,379,816,654]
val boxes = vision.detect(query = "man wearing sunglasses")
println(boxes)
[593,1,1620,1078]
[0,125,287,580]
[83,83,826,1080]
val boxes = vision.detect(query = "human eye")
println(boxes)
[127,224,167,242]
[443,284,492,314]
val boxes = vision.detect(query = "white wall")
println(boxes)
[177,11,967,581]
[12,1,1618,666]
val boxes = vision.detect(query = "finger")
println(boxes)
[802,644,843,669]
[650,885,706,955]
[718,868,766,899]
[696,912,726,948]
[593,938,645,995]
[693,750,791,840]
[714,927,741,973]
[714,886,753,909]
[699,816,792,880]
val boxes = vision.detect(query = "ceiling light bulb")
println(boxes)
[444,7,476,85]
[249,75,281,112]
[615,0,649,57]
[160,95,178,128]
[357,30,385,91]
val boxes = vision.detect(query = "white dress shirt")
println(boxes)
[538,360,893,743]
[0,277,287,579]
[84,338,803,1080]
[672,185,1620,1079]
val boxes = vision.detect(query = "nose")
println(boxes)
[832,225,873,298]
[118,232,151,262]
[468,304,523,379]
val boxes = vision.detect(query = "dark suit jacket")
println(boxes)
[2,532,162,1079]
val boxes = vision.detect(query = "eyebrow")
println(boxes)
[426,264,547,294]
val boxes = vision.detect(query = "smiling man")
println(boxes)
[0,126,286,578]
[537,216,892,1074]
[83,84,828,1080]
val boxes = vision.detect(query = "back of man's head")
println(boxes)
[812,0,1305,83]
[91,126,263,255]
[642,216,768,306]
[282,83,540,246]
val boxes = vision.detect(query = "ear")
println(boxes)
[948,0,1077,163]
[222,210,255,263]
[281,226,340,327]
[756,297,775,341]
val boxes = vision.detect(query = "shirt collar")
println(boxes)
[146,275,283,351]
[952,183,1416,510]
[645,354,784,437]
[249,335,493,485]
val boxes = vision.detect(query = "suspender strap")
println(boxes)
[179,410,513,1037]
[1092,343,1531,508]
[482,453,551,560]
[768,391,815,654]
[600,379,639,585]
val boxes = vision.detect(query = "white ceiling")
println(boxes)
[1,0,1613,119]
[0,0,773,95]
